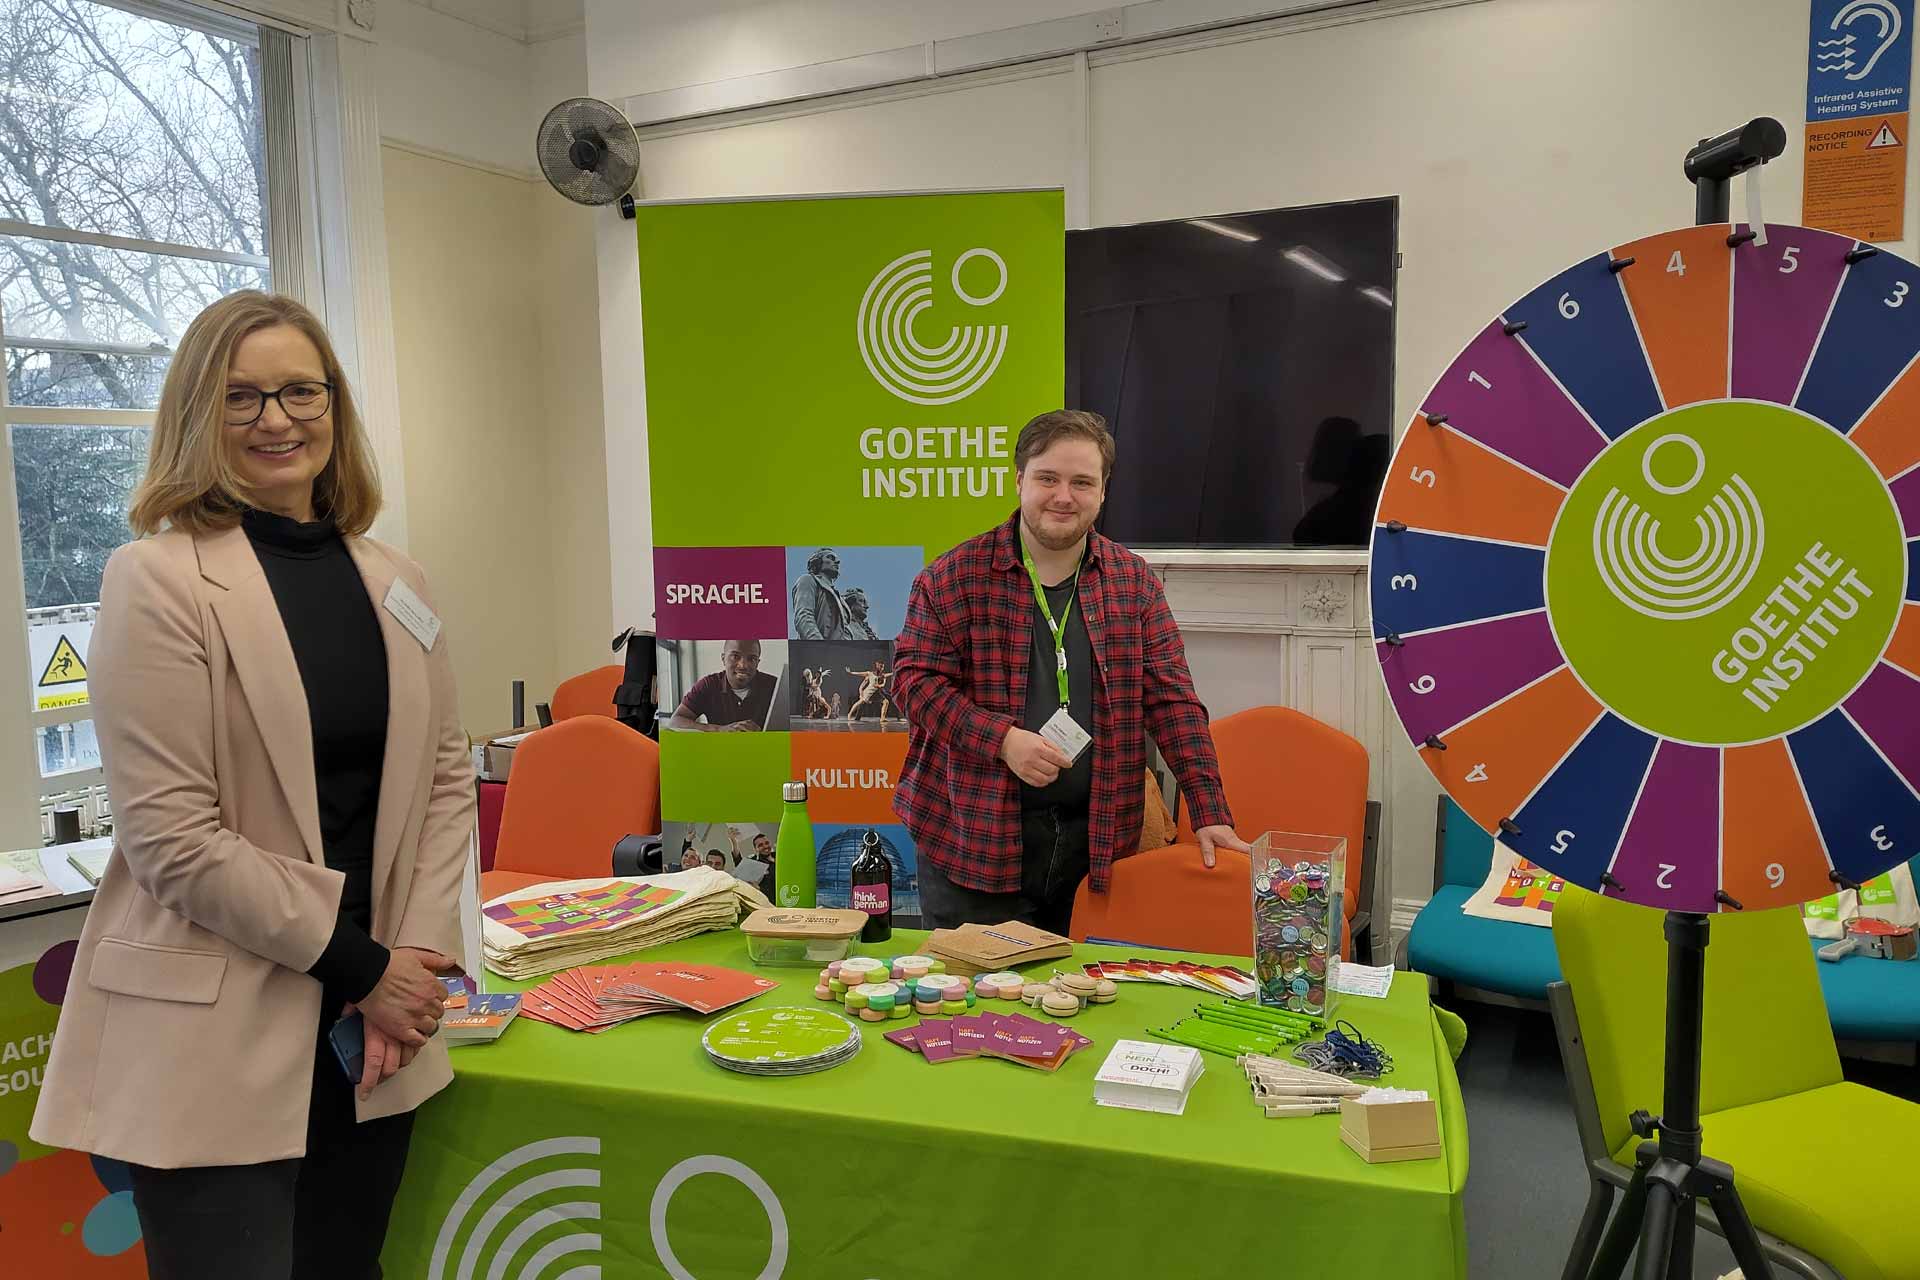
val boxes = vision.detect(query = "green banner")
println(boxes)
[637,190,1065,902]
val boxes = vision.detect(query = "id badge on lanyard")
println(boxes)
[1023,540,1090,761]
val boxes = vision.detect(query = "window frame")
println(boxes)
[0,0,331,835]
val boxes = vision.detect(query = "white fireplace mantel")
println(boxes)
[1140,551,1411,948]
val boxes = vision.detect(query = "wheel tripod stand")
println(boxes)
[1576,913,1773,1280]
[1575,117,1789,1280]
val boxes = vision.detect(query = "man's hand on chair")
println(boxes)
[1194,825,1251,868]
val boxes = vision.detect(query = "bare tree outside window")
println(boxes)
[0,0,268,610]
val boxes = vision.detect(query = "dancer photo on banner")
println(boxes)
[791,640,903,733]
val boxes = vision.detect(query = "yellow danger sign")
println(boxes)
[37,634,86,687]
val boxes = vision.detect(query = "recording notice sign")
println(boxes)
[1804,0,1915,242]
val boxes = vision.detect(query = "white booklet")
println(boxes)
[1093,1040,1205,1116]
[67,845,112,886]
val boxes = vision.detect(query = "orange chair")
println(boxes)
[1069,845,1254,955]
[1072,706,1376,958]
[550,664,623,722]
[479,716,661,900]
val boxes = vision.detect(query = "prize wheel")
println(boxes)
[1371,224,1920,913]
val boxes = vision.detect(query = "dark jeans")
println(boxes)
[129,1023,416,1280]
[918,804,1091,936]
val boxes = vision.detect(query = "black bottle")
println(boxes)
[849,828,894,943]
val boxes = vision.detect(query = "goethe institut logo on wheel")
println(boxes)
[1591,432,1767,622]
[1547,400,1904,746]
[856,247,1009,405]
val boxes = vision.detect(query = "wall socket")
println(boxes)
[1093,10,1124,41]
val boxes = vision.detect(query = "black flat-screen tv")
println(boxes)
[1067,197,1397,548]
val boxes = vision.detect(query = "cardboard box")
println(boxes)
[474,727,536,782]
[1339,1096,1441,1164]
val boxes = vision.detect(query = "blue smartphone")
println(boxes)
[328,1012,365,1082]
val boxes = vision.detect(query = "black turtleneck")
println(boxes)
[242,509,391,1008]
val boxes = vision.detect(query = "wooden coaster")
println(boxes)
[1040,991,1082,1017]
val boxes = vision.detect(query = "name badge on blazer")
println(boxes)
[384,578,442,651]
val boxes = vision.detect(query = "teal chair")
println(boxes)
[1407,798,1561,998]
[1803,869,1920,1044]
[1416,796,1920,1051]
[1550,887,1920,1280]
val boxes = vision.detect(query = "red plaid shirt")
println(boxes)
[891,512,1231,893]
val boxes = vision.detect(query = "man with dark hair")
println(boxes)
[730,828,778,899]
[667,639,777,731]
[844,588,881,640]
[792,548,850,640]
[891,409,1247,932]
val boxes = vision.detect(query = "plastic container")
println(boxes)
[1249,830,1347,1019]
[739,907,867,967]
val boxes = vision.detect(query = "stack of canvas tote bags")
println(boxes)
[482,867,769,980]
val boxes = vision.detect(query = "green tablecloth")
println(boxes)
[382,931,1468,1279]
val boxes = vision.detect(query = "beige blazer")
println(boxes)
[30,524,475,1168]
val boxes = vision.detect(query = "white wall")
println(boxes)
[372,1,606,727]
[584,0,1103,100]
[1087,0,1880,922]
[528,32,615,682]
[381,147,555,727]
[376,0,535,177]
[585,0,1912,923]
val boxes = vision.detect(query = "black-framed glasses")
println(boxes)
[224,381,333,426]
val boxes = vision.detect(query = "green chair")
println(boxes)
[1549,886,1920,1280]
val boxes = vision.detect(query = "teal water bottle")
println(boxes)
[774,781,816,908]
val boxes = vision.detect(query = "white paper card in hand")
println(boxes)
[1039,706,1090,763]
[1330,962,1395,999]
[383,577,442,651]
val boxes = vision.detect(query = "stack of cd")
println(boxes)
[701,1006,864,1077]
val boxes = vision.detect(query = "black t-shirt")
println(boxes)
[1021,576,1096,811]
[683,670,776,728]
[243,509,391,1007]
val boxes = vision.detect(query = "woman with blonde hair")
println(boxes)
[31,290,474,1278]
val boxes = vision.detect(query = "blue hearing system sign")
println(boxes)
[1808,0,1915,121]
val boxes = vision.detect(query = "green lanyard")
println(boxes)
[1021,539,1083,705]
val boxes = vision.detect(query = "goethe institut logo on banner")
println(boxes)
[856,247,1009,405]
[853,244,1021,503]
